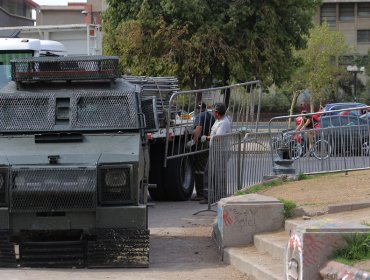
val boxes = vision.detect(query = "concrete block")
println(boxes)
[214,194,284,248]
[286,219,370,280]
[320,260,370,280]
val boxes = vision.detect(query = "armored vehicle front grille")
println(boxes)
[99,166,132,205]
[0,94,55,131]
[11,56,120,82]
[70,91,139,129]
[10,168,96,212]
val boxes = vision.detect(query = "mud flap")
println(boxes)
[0,230,17,268]
[87,228,149,268]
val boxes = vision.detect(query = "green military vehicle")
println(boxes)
[0,56,153,268]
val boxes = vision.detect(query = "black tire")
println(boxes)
[164,155,195,201]
[313,139,331,160]
[148,142,168,201]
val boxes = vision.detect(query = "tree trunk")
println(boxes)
[288,90,300,129]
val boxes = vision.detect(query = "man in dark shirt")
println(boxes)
[189,102,215,201]
[192,102,215,142]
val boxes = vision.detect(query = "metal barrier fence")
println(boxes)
[201,131,274,210]
[208,132,242,205]
[269,107,370,174]
[197,107,370,211]
[164,81,262,167]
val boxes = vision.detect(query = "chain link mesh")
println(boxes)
[10,168,96,212]
[0,93,55,131]
[11,56,120,82]
[70,90,139,129]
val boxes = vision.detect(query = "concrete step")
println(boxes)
[284,218,305,235]
[254,230,289,261]
[224,245,284,280]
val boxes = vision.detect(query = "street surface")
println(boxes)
[0,201,252,280]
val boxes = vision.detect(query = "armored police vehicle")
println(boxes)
[0,56,152,268]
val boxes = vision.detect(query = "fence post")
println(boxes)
[237,132,242,190]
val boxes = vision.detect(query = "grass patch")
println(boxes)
[279,198,297,219]
[236,178,285,195]
[297,173,309,180]
[334,233,370,265]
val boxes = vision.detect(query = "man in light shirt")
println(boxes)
[199,102,231,204]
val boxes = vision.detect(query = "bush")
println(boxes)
[279,198,297,219]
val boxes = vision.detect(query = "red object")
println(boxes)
[293,133,301,143]
[295,116,303,126]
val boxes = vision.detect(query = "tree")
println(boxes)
[295,23,350,111]
[103,0,320,89]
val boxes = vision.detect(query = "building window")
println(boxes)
[357,30,370,43]
[339,3,354,21]
[321,3,336,27]
[358,3,370,17]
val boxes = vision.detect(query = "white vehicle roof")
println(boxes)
[40,40,66,56]
[0,38,41,51]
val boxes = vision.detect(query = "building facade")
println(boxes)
[36,0,107,26]
[315,0,370,55]
[0,0,37,27]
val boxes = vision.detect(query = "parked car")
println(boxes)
[320,115,369,156]
[323,102,368,116]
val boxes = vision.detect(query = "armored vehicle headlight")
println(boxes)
[99,166,133,205]
[104,170,127,187]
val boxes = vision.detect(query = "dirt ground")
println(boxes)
[256,169,370,214]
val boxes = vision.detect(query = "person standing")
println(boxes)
[187,102,215,201]
[199,102,231,204]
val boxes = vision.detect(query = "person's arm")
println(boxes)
[192,125,202,142]
[296,118,307,131]
[301,118,311,130]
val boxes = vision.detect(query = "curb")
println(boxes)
[294,200,370,218]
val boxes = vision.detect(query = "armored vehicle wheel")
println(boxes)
[164,155,194,201]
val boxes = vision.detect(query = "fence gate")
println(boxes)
[164,81,263,167]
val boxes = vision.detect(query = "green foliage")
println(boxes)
[236,179,285,195]
[278,198,297,219]
[261,92,291,113]
[334,233,370,262]
[103,0,321,89]
[295,23,350,105]
[297,173,309,180]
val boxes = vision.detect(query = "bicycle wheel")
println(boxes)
[288,140,303,160]
[313,139,331,160]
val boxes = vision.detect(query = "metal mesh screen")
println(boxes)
[10,168,96,212]
[11,56,120,82]
[0,93,55,131]
[141,97,158,132]
[70,91,139,129]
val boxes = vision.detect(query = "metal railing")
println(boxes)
[197,107,370,210]
[269,107,370,174]
[165,81,263,167]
